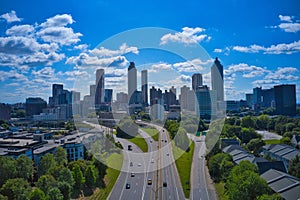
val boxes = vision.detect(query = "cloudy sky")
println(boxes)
[0,0,299,103]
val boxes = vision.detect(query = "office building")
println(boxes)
[95,69,105,106]
[90,85,96,97]
[71,91,80,103]
[211,57,224,101]
[25,97,47,117]
[0,103,11,121]
[192,73,203,91]
[104,89,113,103]
[274,84,296,116]
[117,92,128,103]
[180,86,190,110]
[246,93,253,108]
[141,70,148,107]
[195,86,213,120]
[128,62,137,105]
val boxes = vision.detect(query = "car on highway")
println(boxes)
[126,183,130,189]
[147,179,152,185]
[166,153,169,156]
[130,162,133,167]
[151,158,154,163]
[138,163,142,167]
[163,182,167,187]
[165,140,167,143]
[131,172,135,177]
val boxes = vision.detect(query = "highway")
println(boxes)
[189,135,217,200]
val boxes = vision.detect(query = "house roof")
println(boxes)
[256,161,287,174]
[261,169,300,200]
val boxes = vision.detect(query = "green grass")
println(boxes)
[87,153,123,200]
[215,182,228,200]
[265,139,281,144]
[141,127,159,141]
[127,135,148,152]
[172,140,195,198]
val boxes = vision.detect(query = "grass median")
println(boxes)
[172,140,195,198]
[141,127,159,141]
[87,153,123,200]
[127,135,148,152]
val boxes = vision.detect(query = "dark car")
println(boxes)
[147,179,152,185]
[126,183,130,189]
[130,162,133,167]
[131,172,135,177]
[163,182,167,187]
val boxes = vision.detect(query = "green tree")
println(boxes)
[0,156,17,186]
[257,194,282,200]
[241,116,256,128]
[38,154,57,176]
[0,178,31,200]
[28,188,46,200]
[0,194,7,200]
[36,175,57,195]
[57,167,75,187]
[57,182,72,200]
[174,127,190,151]
[288,155,300,178]
[208,153,234,182]
[256,115,270,130]
[238,127,259,144]
[85,165,98,188]
[72,164,85,190]
[16,155,34,180]
[55,147,67,166]
[226,161,271,200]
[48,187,63,200]
[246,138,265,156]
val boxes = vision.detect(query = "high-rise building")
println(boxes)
[246,93,253,108]
[169,86,177,105]
[195,85,213,120]
[274,84,296,116]
[141,70,148,107]
[52,84,63,98]
[95,69,105,105]
[211,57,224,101]
[128,62,137,105]
[150,86,162,106]
[0,103,11,121]
[25,97,47,117]
[116,92,128,103]
[104,89,113,103]
[192,73,203,91]
[71,91,80,103]
[90,85,96,97]
[180,85,190,110]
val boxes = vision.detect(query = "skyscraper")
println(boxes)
[274,84,296,116]
[141,70,148,107]
[95,68,105,106]
[128,62,137,105]
[192,73,203,91]
[211,57,224,101]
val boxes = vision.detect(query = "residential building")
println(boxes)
[0,103,11,121]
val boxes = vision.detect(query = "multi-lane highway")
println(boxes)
[189,135,217,200]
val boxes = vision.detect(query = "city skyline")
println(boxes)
[0,1,300,103]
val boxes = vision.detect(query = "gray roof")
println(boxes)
[261,169,300,200]
[222,144,244,153]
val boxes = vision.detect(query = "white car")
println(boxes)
[138,163,142,166]
[151,159,154,163]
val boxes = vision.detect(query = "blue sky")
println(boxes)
[0,0,299,103]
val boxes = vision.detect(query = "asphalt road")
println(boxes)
[189,134,217,200]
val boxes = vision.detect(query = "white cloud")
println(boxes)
[74,44,88,51]
[213,48,223,53]
[32,67,55,79]
[40,14,74,28]
[225,63,268,79]
[0,10,22,23]
[160,27,210,45]
[6,25,35,36]
[279,15,292,22]
[149,63,172,73]
[90,43,139,57]
[278,23,300,33]
[0,70,28,82]
[265,67,298,81]
[173,58,212,73]
[233,40,300,54]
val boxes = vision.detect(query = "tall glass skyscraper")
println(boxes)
[211,57,224,101]
[95,68,104,106]
[128,62,137,105]
[141,70,148,107]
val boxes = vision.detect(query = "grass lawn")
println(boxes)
[127,135,148,152]
[172,140,195,198]
[215,182,228,200]
[141,127,159,141]
[87,153,123,200]
[265,139,281,144]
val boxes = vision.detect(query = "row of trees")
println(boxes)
[0,146,107,200]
